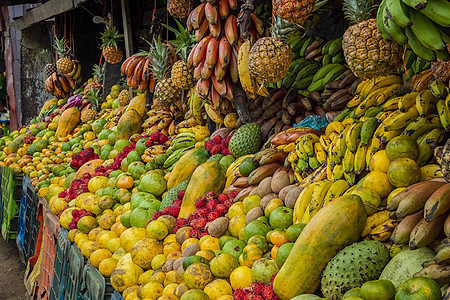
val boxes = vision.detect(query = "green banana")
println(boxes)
[299,37,312,57]
[293,75,315,90]
[321,65,348,87]
[321,40,333,54]
[409,8,446,52]
[328,37,343,56]
[385,0,412,27]
[401,114,441,140]
[405,27,436,61]
[419,0,450,27]
[312,63,343,83]
[331,52,345,64]
[163,148,185,168]
[364,106,383,117]
[382,6,408,44]
[321,54,332,66]
[360,117,379,145]
[296,63,321,81]
[377,0,391,40]
[290,36,307,52]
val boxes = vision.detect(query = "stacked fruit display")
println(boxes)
[3,0,450,299]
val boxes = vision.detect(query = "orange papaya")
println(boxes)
[179,161,226,218]
[56,107,81,138]
[167,148,210,189]
[116,109,142,141]
[76,159,104,179]
[125,94,146,119]
[273,194,367,300]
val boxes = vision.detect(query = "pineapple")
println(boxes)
[165,20,196,90]
[273,0,315,24]
[117,89,130,106]
[81,88,102,122]
[248,37,292,83]
[84,64,104,94]
[101,26,124,64]
[45,63,57,78]
[431,44,450,84]
[167,0,191,19]
[150,37,181,107]
[342,0,402,79]
[54,37,73,74]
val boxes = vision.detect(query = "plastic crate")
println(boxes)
[49,228,70,300]
[38,202,60,300]
[111,291,123,300]
[17,175,41,263]
[66,243,85,300]
[105,279,115,299]
[80,262,106,300]
[1,167,23,240]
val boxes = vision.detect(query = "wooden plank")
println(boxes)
[121,0,133,57]
[10,0,87,30]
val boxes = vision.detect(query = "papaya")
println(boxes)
[56,107,81,138]
[6,134,29,153]
[179,161,226,219]
[125,94,146,119]
[76,159,104,179]
[167,148,210,189]
[116,109,142,141]
[39,98,58,116]
[273,194,367,300]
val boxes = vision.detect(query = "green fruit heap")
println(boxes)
[321,240,390,299]
[228,123,261,158]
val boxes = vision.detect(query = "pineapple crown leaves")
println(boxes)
[84,87,103,109]
[343,0,376,23]
[162,20,195,60]
[92,63,106,83]
[54,36,70,58]
[149,36,171,81]
[100,26,124,50]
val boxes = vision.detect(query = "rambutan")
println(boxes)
[213,135,222,144]
[172,200,182,207]
[218,194,229,203]
[215,204,228,215]
[151,131,160,142]
[204,140,214,151]
[176,218,188,227]
[169,206,180,217]
[195,198,207,208]
[250,282,267,295]
[206,200,218,211]
[205,191,216,201]
[191,217,207,230]
[221,148,231,156]
[199,232,209,238]
[210,144,222,155]
[262,286,278,300]
[207,211,221,222]
[158,135,168,144]
[189,228,200,238]
[270,273,277,284]
[224,199,234,209]
[232,289,247,299]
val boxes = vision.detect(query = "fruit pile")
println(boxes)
[3,0,450,299]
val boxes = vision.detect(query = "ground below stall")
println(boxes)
[0,240,28,299]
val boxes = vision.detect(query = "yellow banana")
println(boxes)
[371,75,402,91]
[295,139,308,160]
[332,163,344,180]
[314,142,327,164]
[345,121,363,153]
[360,78,375,99]
[319,135,331,152]
[354,140,368,174]
[346,94,363,108]
[341,117,357,127]
[343,147,355,174]
[336,126,350,159]
[322,179,350,208]
[237,40,256,98]
[373,83,402,106]
[302,133,320,157]
[367,219,398,242]
[294,182,318,223]
[325,121,345,137]
[369,135,383,154]
[384,106,419,131]
[362,210,392,236]
[420,164,443,181]
[308,179,334,219]
[398,92,419,112]
[356,79,371,95]
[416,90,437,118]
[360,86,385,109]
[205,103,224,125]
[382,96,402,112]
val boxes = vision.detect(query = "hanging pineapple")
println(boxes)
[342,0,402,79]
[150,36,181,110]
[167,0,191,19]
[100,26,124,64]
[165,20,196,90]
[54,37,74,74]
[273,0,315,24]
[248,37,292,83]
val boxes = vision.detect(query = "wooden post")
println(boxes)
[120,0,133,58]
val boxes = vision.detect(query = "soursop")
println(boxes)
[321,240,390,300]
[228,123,261,158]
[160,180,189,210]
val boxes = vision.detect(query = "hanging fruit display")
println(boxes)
[100,25,124,64]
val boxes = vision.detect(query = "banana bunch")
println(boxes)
[160,132,199,170]
[317,70,360,111]
[142,110,178,137]
[121,55,154,93]
[294,133,325,174]
[67,59,82,82]
[436,83,450,131]
[293,179,351,223]
[44,72,76,98]
[254,1,272,22]
[388,182,450,255]
[377,0,450,61]
[396,49,431,82]
[186,1,267,112]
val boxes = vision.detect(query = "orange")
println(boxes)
[117,175,134,189]
[270,229,289,247]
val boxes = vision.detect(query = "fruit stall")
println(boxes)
[1,0,450,299]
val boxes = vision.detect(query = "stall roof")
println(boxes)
[10,0,86,30]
